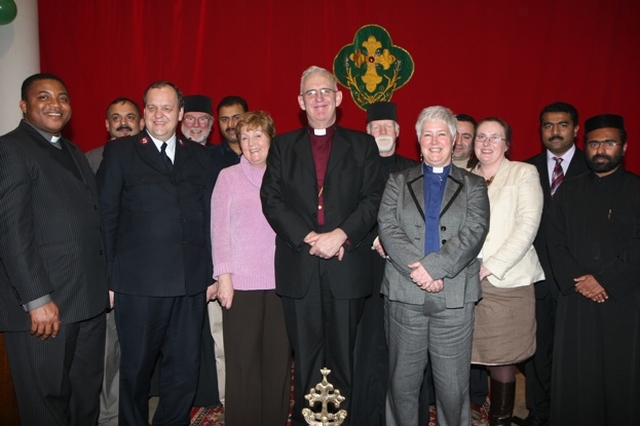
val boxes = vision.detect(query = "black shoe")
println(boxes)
[522,414,549,426]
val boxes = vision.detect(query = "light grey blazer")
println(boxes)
[378,164,490,310]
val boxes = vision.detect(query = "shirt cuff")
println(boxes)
[22,294,52,312]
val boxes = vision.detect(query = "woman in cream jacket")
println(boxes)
[471,117,544,426]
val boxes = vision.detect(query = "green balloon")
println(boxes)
[0,0,17,26]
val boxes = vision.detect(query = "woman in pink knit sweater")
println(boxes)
[210,111,291,425]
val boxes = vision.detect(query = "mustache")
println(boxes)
[592,154,612,161]
[549,135,564,142]
[225,128,236,134]
[116,125,133,132]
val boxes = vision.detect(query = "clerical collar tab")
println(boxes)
[51,135,61,143]
[433,167,444,173]
[313,128,327,136]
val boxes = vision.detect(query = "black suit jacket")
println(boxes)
[525,148,588,299]
[261,126,385,299]
[97,131,213,297]
[0,121,108,331]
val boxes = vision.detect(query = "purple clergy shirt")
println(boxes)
[308,124,336,226]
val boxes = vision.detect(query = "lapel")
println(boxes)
[566,148,586,178]
[173,137,189,172]
[407,165,425,220]
[291,126,353,178]
[325,127,349,177]
[538,154,552,195]
[134,131,173,176]
[59,137,89,179]
[441,166,464,217]
[20,123,93,200]
[292,129,316,176]
[62,138,101,202]
[407,164,464,221]
[489,158,511,191]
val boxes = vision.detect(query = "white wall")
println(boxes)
[0,0,40,135]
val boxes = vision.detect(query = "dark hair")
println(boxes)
[478,117,512,144]
[539,102,578,126]
[143,81,184,109]
[456,114,479,169]
[105,97,141,118]
[21,73,68,101]
[217,96,248,116]
[455,113,477,131]
[236,111,276,140]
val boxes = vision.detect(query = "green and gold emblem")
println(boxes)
[334,24,414,110]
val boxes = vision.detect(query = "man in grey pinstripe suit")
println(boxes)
[0,73,108,425]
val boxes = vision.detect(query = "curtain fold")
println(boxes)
[37,0,640,172]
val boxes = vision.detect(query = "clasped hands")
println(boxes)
[574,274,608,303]
[409,262,443,293]
[305,229,347,261]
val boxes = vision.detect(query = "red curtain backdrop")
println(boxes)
[38,0,640,171]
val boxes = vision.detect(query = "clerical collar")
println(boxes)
[422,163,450,175]
[24,119,61,145]
[309,124,336,138]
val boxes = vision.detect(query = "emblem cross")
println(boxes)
[349,35,396,92]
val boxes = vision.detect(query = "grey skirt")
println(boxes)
[471,278,536,365]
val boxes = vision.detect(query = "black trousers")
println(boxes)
[149,307,220,407]
[115,292,204,426]
[5,313,106,426]
[525,290,556,419]
[282,267,364,426]
[350,256,388,426]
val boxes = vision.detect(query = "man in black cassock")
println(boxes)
[547,113,640,426]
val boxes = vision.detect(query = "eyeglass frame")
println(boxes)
[475,134,507,144]
[586,139,623,149]
[183,115,212,125]
[301,88,337,99]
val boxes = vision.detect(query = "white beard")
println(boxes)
[183,129,211,144]
[375,136,395,153]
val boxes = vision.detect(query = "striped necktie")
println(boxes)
[550,157,563,196]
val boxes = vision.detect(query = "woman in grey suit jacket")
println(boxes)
[470,117,544,426]
[378,106,490,426]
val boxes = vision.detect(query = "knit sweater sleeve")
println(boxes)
[211,168,234,280]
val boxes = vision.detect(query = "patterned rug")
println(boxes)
[188,361,490,425]
[189,400,490,426]
[189,405,225,426]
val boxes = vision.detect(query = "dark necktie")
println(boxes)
[550,157,563,196]
[160,142,173,171]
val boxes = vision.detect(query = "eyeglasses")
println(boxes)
[301,88,336,99]
[475,134,506,144]
[586,140,622,149]
[184,115,211,125]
